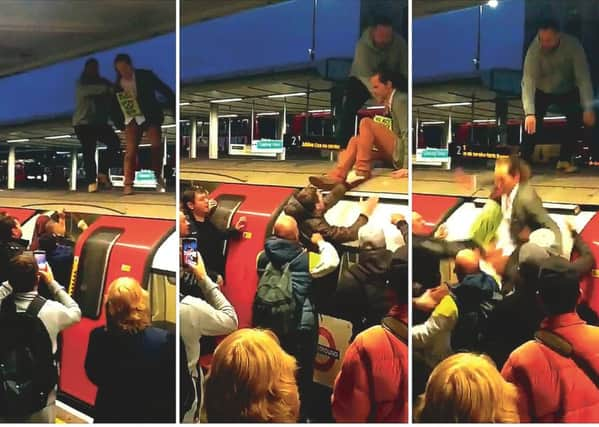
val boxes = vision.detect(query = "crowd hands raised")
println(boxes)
[179,183,408,423]
[412,156,599,423]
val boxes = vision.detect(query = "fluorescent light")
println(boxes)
[473,119,496,123]
[210,98,243,103]
[487,0,499,8]
[7,138,30,143]
[115,130,121,133]
[44,134,72,140]
[267,92,306,99]
[179,102,191,106]
[180,120,190,124]
[367,105,385,110]
[308,109,331,113]
[432,102,472,108]
[545,116,566,121]
[161,124,177,129]
[256,112,280,116]
[218,114,239,118]
[139,144,151,148]
[421,121,445,125]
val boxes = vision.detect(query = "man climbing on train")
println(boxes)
[283,183,378,252]
[181,186,247,282]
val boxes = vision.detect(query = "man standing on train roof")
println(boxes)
[335,15,407,150]
[521,18,595,173]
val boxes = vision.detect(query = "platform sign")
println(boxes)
[109,169,157,188]
[254,139,283,150]
[416,148,450,161]
[313,315,353,388]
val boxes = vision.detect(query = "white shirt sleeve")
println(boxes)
[310,240,340,278]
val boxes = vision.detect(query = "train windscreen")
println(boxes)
[148,271,176,332]
[74,228,121,319]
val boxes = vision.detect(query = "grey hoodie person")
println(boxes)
[72,77,114,126]
[349,27,408,94]
[522,33,594,115]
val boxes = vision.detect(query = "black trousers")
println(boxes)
[280,327,318,422]
[74,124,121,183]
[335,77,371,149]
[522,89,586,162]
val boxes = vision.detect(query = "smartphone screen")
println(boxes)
[34,250,47,270]
[181,238,198,266]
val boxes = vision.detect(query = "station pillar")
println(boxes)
[7,145,15,190]
[496,97,509,146]
[280,101,287,140]
[209,104,218,160]
[70,149,77,191]
[190,119,197,159]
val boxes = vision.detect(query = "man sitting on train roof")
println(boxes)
[0,215,28,284]
[335,15,407,152]
[0,254,81,423]
[311,66,408,190]
[284,183,378,252]
[182,186,246,282]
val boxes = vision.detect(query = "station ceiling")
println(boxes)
[413,0,488,17]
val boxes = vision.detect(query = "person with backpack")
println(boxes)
[179,211,239,423]
[0,254,81,423]
[85,277,176,423]
[254,214,338,421]
[502,256,599,422]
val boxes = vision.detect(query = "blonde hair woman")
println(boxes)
[205,328,300,423]
[414,353,519,423]
[85,277,175,422]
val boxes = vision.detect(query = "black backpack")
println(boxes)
[0,296,58,417]
[450,291,501,353]
[252,251,304,338]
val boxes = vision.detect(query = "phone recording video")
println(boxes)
[181,238,198,267]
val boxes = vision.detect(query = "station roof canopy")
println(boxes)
[181,0,292,26]
[0,0,176,78]
[181,70,337,119]
[413,80,524,124]
[413,0,488,17]
[1,1,289,78]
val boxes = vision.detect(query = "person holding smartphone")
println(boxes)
[179,211,238,422]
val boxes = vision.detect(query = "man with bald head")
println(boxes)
[412,247,499,370]
[259,213,339,421]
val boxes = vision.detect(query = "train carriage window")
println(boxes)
[210,195,245,256]
[73,228,121,319]
[148,270,176,333]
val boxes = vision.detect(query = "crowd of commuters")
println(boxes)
[412,155,599,423]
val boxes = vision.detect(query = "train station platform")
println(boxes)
[180,158,408,195]
[0,189,175,219]
[414,166,599,206]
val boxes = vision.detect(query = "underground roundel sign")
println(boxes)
[313,315,353,388]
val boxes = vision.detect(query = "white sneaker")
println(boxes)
[156,178,166,193]
[345,170,369,186]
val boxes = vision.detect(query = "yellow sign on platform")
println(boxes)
[121,264,132,272]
